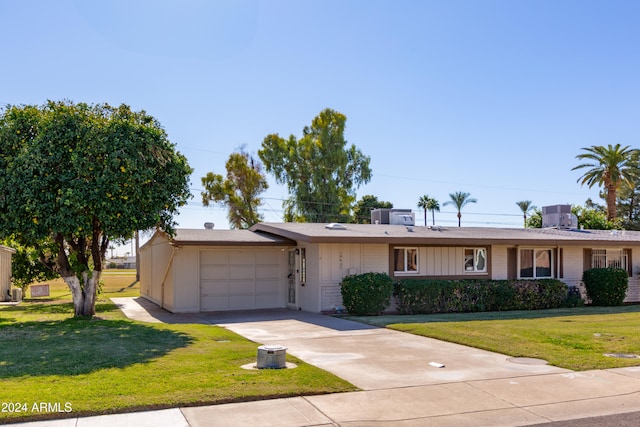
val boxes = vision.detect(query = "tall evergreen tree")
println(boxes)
[259,109,372,222]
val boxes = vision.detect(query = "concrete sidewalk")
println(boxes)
[15,298,640,426]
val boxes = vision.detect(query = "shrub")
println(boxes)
[582,268,628,306]
[340,272,393,315]
[394,279,568,314]
[563,286,584,308]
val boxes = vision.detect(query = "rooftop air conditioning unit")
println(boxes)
[371,209,414,225]
[542,205,578,229]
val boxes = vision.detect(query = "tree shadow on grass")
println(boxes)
[0,317,193,378]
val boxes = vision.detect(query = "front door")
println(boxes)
[287,249,297,308]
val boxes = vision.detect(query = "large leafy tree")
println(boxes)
[0,101,192,317]
[515,200,536,228]
[443,191,477,227]
[259,108,372,223]
[572,144,639,221]
[201,146,268,229]
[352,195,393,224]
[2,238,57,291]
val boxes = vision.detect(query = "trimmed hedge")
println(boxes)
[394,279,569,315]
[582,268,628,306]
[340,272,393,315]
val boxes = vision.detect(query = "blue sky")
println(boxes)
[2,0,639,249]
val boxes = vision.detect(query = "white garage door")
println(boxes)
[200,249,282,311]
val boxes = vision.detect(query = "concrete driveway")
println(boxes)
[194,308,569,390]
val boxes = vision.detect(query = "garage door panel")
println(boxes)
[256,265,279,280]
[201,251,228,264]
[255,294,279,308]
[201,280,228,295]
[229,252,253,264]
[201,295,229,310]
[229,265,255,280]
[256,279,279,293]
[201,265,228,280]
[256,252,279,264]
[229,295,255,309]
[230,280,255,293]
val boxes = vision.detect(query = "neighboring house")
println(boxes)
[140,220,640,313]
[107,256,137,269]
[0,245,16,302]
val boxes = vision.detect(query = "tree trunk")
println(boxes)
[607,184,617,221]
[61,271,101,317]
[82,270,101,316]
[457,212,462,227]
[62,275,85,317]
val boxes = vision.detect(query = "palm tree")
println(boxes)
[417,195,430,226]
[418,195,441,226]
[572,144,639,221]
[443,191,477,227]
[427,197,440,226]
[516,200,536,228]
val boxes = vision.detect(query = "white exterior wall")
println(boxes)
[560,246,584,288]
[296,244,319,312]
[140,235,174,308]
[491,245,509,280]
[0,248,13,302]
[171,247,200,313]
[316,243,388,312]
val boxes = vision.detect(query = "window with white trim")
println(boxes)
[464,248,487,273]
[591,249,627,270]
[394,247,418,273]
[519,248,553,279]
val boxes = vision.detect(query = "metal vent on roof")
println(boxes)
[325,223,347,230]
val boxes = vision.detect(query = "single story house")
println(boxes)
[140,221,640,313]
[0,244,16,302]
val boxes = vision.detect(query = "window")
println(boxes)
[394,247,418,273]
[592,249,627,271]
[519,248,553,279]
[464,248,487,273]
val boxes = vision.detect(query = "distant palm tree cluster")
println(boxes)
[417,192,476,227]
[416,144,640,229]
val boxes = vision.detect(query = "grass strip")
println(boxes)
[347,305,640,371]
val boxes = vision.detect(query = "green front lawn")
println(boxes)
[0,276,356,422]
[347,305,640,371]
